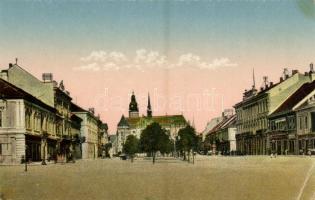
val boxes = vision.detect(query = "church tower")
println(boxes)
[147,93,152,117]
[129,91,139,118]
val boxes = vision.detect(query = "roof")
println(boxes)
[71,102,87,112]
[70,114,83,122]
[118,114,187,128]
[102,123,108,130]
[0,78,56,112]
[207,115,236,135]
[117,115,129,127]
[270,80,315,117]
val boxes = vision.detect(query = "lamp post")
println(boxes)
[24,145,28,172]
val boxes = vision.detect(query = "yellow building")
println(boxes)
[235,65,315,155]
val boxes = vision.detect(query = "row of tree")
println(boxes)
[123,122,201,164]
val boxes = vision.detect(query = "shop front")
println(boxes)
[25,134,42,162]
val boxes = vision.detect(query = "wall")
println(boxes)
[0,100,26,163]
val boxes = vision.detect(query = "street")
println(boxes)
[1,156,315,200]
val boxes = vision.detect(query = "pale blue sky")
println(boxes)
[1,0,314,59]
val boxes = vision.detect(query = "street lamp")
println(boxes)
[24,145,28,172]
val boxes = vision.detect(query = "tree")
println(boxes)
[139,122,169,164]
[123,135,139,162]
[159,132,173,156]
[177,125,198,163]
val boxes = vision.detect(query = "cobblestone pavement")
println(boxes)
[0,156,315,200]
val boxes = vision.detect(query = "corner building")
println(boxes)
[235,65,315,155]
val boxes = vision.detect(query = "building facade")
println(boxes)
[201,109,234,142]
[293,86,315,155]
[0,79,57,163]
[204,111,236,155]
[267,81,315,155]
[235,65,315,155]
[0,62,108,164]
[71,104,107,159]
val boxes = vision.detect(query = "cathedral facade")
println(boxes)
[115,92,187,154]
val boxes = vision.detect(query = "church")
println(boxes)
[115,92,188,154]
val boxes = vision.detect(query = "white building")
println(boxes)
[0,78,57,163]
[71,104,103,159]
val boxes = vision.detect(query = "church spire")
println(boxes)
[129,91,139,118]
[252,68,256,89]
[147,93,152,117]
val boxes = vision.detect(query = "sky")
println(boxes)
[0,0,315,133]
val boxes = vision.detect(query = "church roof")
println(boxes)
[129,91,139,112]
[118,114,187,128]
[117,115,129,127]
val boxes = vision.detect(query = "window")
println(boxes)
[305,116,308,129]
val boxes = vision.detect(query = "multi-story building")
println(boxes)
[0,78,57,163]
[293,83,315,155]
[71,104,106,159]
[201,109,234,142]
[235,65,315,155]
[0,62,107,164]
[116,92,187,153]
[204,110,236,155]
[267,81,315,155]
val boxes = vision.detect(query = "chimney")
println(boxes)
[280,77,284,82]
[283,68,289,79]
[88,108,95,115]
[292,70,298,75]
[9,63,13,68]
[305,72,309,76]
[310,63,314,73]
[42,73,53,82]
[270,82,273,86]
